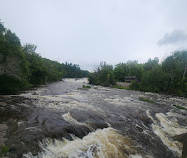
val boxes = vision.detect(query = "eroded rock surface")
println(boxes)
[0,78,186,158]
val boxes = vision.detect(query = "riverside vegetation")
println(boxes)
[0,21,89,94]
[0,21,187,158]
[0,20,186,97]
[88,52,187,97]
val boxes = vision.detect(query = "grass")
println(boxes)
[0,145,9,156]
[173,104,186,110]
[112,85,129,90]
[139,97,155,103]
[82,85,91,89]
[78,85,91,90]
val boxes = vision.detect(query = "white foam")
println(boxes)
[63,78,88,83]
[62,112,94,130]
[147,111,187,157]
[24,127,136,158]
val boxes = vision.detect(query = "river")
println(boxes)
[0,78,186,158]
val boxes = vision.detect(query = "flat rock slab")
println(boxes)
[0,102,7,107]
[0,123,8,146]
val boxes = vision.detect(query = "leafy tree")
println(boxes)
[126,61,143,80]
[0,21,88,93]
[0,21,28,93]
[114,63,128,81]
[161,51,187,95]
[129,52,186,96]
[144,57,159,71]
[88,62,116,87]
[140,65,169,93]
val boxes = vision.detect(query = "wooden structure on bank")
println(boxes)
[124,76,137,82]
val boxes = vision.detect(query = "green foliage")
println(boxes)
[161,51,187,96]
[126,61,143,80]
[0,20,186,96]
[139,97,155,103]
[81,70,90,78]
[172,104,186,110]
[129,80,140,90]
[82,85,91,89]
[112,85,129,90]
[61,62,88,78]
[144,57,159,71]
[129,52,186,97]
[88,62,116,87]
[78,85,91,90]
[0,21,29,93]
[0,145,9,156]
[114,61,143,82]
[114,63,128,81]
[140,65,169,93]
[0,21,89,94]
[91,52,186,97]
[0,75,28,94]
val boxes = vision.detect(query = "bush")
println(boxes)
[139,97,155,103]
[88,62,116,87]
[129,80,140,90]
[0,75,28,94]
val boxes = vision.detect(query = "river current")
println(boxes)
[0,78,186,158]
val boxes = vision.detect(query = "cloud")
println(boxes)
[158,29,187,45]
[1,0,187,70]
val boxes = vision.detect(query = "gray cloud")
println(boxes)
[158,30,187,45]
[1,0,187,70]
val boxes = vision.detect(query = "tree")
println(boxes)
[114,63,128,81]
[88,62,116,87]
[0,21,28,93]
[144,57,159,71]
[162,51,187,95]
[126,61,143,80]
[140,65,169,93]
[0,21,89,93]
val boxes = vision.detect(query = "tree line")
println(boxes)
[0,21,89,94]
[89,51,187,97]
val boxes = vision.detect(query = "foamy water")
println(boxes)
[24,128,137,158]
[18,78,187,158]
[147,110,187,157]
[62,112,94,131]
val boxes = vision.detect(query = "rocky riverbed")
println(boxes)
[0,78,186,158]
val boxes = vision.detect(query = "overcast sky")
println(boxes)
[0,0,187,70]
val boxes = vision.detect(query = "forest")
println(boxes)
[0,21,186,97]
[0,21,89,94]
[89,51,187,97]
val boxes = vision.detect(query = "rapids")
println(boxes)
[0,78,186,158]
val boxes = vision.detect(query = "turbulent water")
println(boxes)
[0,78,187,158]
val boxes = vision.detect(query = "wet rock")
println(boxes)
[140,115,152,128]
[135,125,143,132]
[0,124,8,147]
[32,92,38,95]
[173,133,187,158]
[22,99,31,104]
[1,79,186,158]
[0,102,7,107]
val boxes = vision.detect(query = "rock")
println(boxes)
[140,115,152,127]
[173,133,187,158]
[32,92,38,95]
[0,124,8,147]
[135,125,143,132]
[22,99,30,103]
[0,102,7,107]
